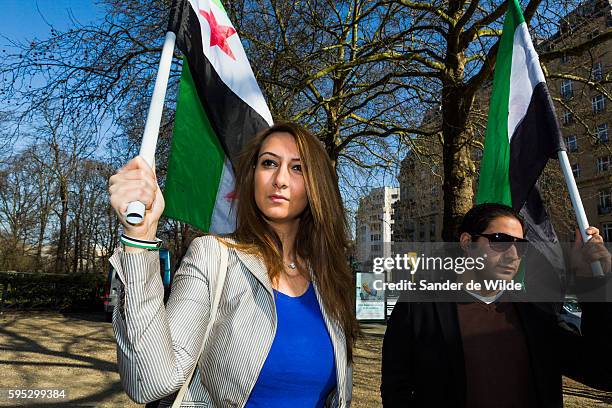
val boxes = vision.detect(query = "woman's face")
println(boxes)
[254,132,308,225]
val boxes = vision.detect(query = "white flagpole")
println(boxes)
[558,150,605,277]
[125,31,177,225]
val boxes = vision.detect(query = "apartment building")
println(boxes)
[355,187,400,269]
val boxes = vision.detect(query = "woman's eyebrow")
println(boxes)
[258,151,280,159]
[258,151,301,161]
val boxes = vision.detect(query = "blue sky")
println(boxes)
[0,1,111,155]
[0,0,397,219]
[1,0,102,44]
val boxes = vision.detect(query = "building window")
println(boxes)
[578,2,594,16]
[599,190,612,213]
[561,53,570,64]
[603,223,612,242]
[587,29,600,40]
[370,234,381,241]
[371,244,381,252]
[561,79,573,99]
[571,163,580,178]
[566,135,578,152]
[391,193,398,199]
[563,110,574,125]
[597,156,611,173]
[597,123,609,143]
[592,94,605,114]
[592,62,603,82]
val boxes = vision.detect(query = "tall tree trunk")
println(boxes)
[75,192,84,273]
[441,84,476,241]
[55,176,69,274]
[73,217,80,274]
[36,214,47,271]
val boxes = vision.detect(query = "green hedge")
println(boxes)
[0,271,106,311]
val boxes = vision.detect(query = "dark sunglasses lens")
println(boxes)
[489,240,513,252]
[488,234,528,257]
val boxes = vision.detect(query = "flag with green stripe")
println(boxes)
[163,0,273,233]
[477,0,566,279]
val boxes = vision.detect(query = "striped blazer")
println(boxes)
[109,235,352,407]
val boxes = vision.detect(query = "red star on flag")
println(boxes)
[199,9,237,60]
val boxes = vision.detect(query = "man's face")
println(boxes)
[464,216,525,282]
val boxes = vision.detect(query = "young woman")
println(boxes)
[108,122,358,407]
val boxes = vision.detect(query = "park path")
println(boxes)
[1,312,610,407]
[1,311,139,407]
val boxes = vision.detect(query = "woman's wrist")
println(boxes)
[122,224,158,242]
[124,245,149,253]
[121,233,162,251]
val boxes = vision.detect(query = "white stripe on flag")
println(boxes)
[508,22,545,141]
[188,0,273,126]
[210,157,237,234]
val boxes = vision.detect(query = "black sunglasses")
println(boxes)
[471,232,529,257]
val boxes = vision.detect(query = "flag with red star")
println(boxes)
[164,0,273,233]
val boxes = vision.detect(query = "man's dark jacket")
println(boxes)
[381,296,612,407]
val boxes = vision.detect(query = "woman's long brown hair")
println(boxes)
[225,122,359,360]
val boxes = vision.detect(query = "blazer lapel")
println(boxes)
[231,247,274,296]
[312,279,347,406]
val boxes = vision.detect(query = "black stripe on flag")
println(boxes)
[169,0,270,165]
[509,82,565,210]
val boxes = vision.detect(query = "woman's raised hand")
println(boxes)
[109,156,165,241]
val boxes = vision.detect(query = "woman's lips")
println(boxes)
[269,194,288,202]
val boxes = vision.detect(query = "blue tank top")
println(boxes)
[245,282,337,407]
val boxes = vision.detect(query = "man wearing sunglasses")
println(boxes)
[457,210,530,303]
[381,203,612,407]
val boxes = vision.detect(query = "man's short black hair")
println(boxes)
[458,203,525,238]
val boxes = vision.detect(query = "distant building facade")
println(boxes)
[542,0,612,240]
[355,187,400,270]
